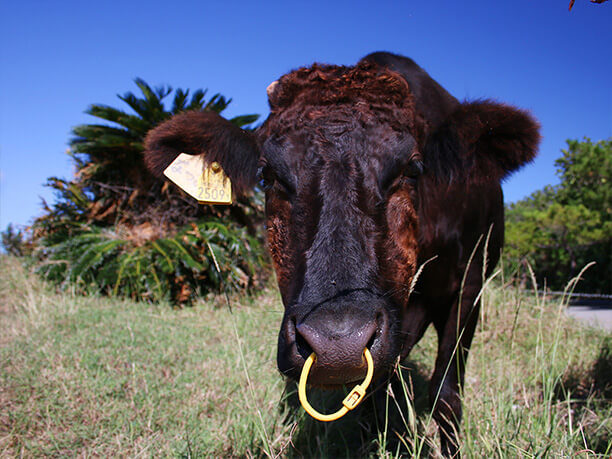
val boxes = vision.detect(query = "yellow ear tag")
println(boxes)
[163,153,232,205]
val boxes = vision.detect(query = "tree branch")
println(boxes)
[569,0,609,11]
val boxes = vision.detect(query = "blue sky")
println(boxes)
[1,0,610,230]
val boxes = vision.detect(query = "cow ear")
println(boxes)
[447,100,541,181]
[144,111,260,196]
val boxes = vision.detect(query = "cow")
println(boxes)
[143,52,540,456]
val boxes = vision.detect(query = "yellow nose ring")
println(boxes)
[298,348,374,422]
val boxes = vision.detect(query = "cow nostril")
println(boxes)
[368,311,386,350]
[296,333,313,361]
[366,331,377,350]
[294,319,313,361]
[375,310,384,328]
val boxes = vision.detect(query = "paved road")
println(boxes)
[567,299,612,331]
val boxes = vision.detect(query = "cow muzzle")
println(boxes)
[278,298,393,386]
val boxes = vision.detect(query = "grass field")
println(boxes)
[1,254,610,458]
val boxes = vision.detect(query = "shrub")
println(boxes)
[31,79,267,303]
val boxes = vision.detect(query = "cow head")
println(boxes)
[259,64,425,385]
[144,61,538,388]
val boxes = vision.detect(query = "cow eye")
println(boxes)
[405,160,423,179]
[257,166,275,191]
[379,159,423,191]
[397,161,423,189]
[379,160,423,195]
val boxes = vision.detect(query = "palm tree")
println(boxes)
[32,80,266,303]
[68,79,259,225]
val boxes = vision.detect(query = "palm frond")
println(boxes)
[171,88,190,113]
[36,219,266,303]
[83,104,151,134]
[185,89,208,111]
[204,93,232,113]
[230,114,260,128]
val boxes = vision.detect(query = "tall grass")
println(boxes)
[1,254,610,457]
[458,262,611,458]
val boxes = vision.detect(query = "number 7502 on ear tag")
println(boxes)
[163,153,233,205]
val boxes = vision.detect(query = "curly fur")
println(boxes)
[263,62,420,143]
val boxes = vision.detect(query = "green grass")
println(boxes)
[1,255,610,457]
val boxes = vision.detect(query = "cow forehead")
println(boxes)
[261,61,420,143]
[267,62,413,111]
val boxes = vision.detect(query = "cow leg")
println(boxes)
[430,285,481,458]
[372,299,431,450]
[401,297,432,358]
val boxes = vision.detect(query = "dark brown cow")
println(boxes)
[144,52,540,456]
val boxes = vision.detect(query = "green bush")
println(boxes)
[28,79,267,303]
[36,219,265,303]
[505,138,612,293]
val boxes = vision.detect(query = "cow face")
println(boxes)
[144,63,425,386]
[260,64,424,385]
